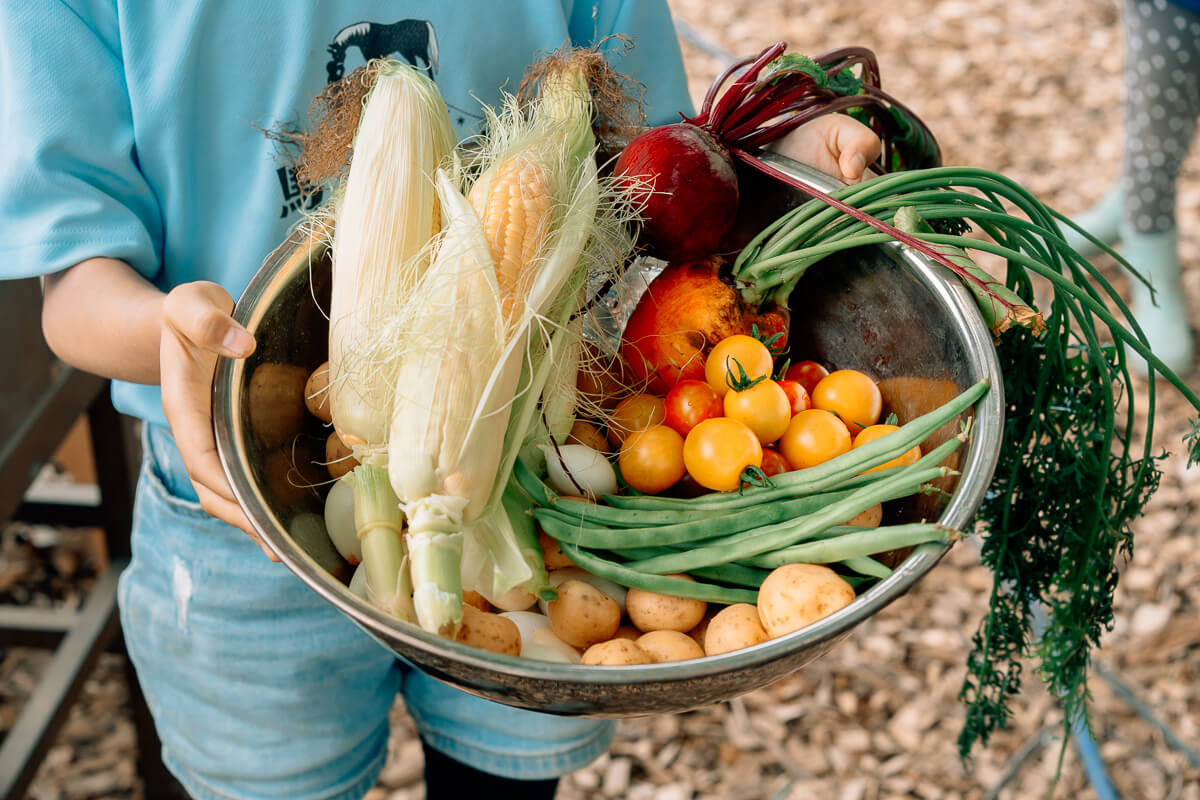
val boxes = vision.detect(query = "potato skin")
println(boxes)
[547,580,621,648]
[843,503,882,528]
[757,563,856,638]
[636,630,706,662]
[581,638,652,665]
[455,604,521,656]
[248,362,309,447]
[538,530,575,570]
[304,362,333,423]
[325,432,359,480]
[626,575,707,633]
[704,603,769,656]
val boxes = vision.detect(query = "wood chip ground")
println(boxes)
[3,0,1199,797]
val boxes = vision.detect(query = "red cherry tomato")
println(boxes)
[663,380,723,437]
[776,379,811,415]
[784,360,829,396]
[760,448,792,478]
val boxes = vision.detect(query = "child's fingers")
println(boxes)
[831,117,882,182]
[159,282,276,559]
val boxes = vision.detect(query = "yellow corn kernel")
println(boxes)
[468,155,554,319]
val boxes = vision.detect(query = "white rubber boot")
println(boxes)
[1063,184,1123,258]
[1121,225,1195,377]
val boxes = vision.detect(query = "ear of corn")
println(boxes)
[326,61,455,458]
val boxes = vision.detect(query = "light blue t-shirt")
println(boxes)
[0,0,693,426]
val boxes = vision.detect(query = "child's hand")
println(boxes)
[159,281,279,561]
[769,114,882,184]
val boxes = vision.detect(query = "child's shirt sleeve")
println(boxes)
[567,0,696,125]
[0,0,163,282]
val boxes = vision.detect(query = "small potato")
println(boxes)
[567,420,610,454]
[843,503,882,528]
[626,575,707,633]
[687,610,718,649]
[581,638,652,665]
[248,362,309,447]
[612,625,642,642]
[539,530,575,570]
[325,432,359,480]
[462,591,492,612]
[704,603,769,656]
[263,445,322,507]
[547,580,621,649]
[455,604,521,656]
[491,586,537,612]
[304,362,333,423]
[757,564,856,639]
[636,630,706,663]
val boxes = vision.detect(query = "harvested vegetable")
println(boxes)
[580,638,651,666]
[756,563,856,638]
[703,603,770,656]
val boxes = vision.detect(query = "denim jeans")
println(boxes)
[117,424,614,800]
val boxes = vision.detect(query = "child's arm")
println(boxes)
[42,257,275,558]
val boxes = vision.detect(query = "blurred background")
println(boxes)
[2,1,1198,798]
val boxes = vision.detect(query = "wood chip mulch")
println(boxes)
[4,1,1199,798]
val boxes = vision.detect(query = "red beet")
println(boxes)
[613,123,739,263]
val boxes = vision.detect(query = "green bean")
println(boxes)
[557,542,759,604]
[623,464,952,574]
[743,523,956,569]
[836,556,893,580]
[689,563,773,588]
[602,379,985,511]
[532,486,864,548]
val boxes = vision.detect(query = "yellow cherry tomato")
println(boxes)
[704,335,774,398]
[607,393,666,448]
[852,424,922,473]
[811,369,882,434]
[619,425,686,495]
[723,379,791,444]
[683,417,763,492]
[779,409,852,469]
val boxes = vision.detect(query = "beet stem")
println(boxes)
[698,51,761,123]
[706,42,787,133]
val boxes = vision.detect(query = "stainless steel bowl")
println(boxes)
[213,155,1004,716]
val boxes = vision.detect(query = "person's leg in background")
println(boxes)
[1067,0,1198,375]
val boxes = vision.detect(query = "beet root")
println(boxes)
[614,122,740,264]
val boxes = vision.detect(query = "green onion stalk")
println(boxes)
[729,162,1200,758]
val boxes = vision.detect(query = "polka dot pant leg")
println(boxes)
[1123,0,1200,233]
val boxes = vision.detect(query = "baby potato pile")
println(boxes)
[453,562,858,665]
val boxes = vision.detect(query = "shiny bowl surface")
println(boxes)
[213,155,1003,716]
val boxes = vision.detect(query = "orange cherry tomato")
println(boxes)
[776,379,811,415]
[811,369,882,435]
[704,335,773,398]
[760,448,792,477]
[852,424,922,473]
[607,394,666,448]
[619,424,686,494]
[779,409,852,469]
[683,417,763,492]
[784,360,829,395]
[723,379,791,444]
[663,379,723,437]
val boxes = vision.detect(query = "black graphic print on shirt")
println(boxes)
[278,18,441,219]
